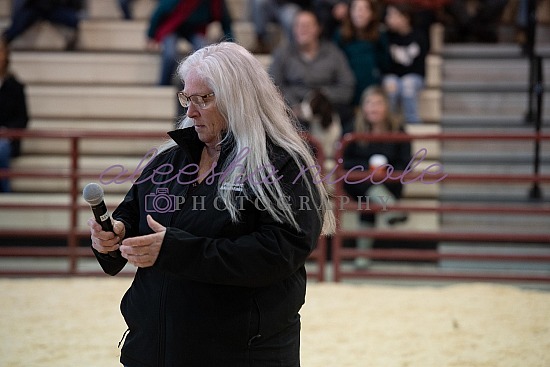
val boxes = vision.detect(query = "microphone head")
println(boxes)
[83,183,105,206]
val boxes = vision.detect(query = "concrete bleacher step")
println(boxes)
[6,18,267,53]
[442,43,550,60]
[87,0,157,21]
[441,115,550,130]
[417,89,441,123]
[27,85,177,120]
[79,20,153,52]
[439,183,550,203]
[10,50,274,86]
[22,119,173,155]
[11,52,161,85]
[441,149,550,167]
[22,71,438,122]
[405,123,441,160]
[7,21,73,51]
[0,0,8,18]
[0,193,127,230]
[87,0,249,22]
[442,57,550,85]
[440,214,550,235]
[441,89,550,118]
[425,55,442,88]
[11,154,144,193]
[10,51,440,87]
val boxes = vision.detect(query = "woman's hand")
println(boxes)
[120,215,166,268]
[88,217,126,254]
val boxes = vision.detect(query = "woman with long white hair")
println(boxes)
[88,41,334,367]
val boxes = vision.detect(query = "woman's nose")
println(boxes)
[186,103,199,117]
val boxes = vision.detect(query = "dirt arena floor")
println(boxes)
[1,277,549,367]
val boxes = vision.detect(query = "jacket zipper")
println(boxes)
[247,298,262,347]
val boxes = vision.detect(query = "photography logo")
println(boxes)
[145,188,185,213]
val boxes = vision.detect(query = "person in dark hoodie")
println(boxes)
[88,42,334,367]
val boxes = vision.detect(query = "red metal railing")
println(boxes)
[0,129,328,280]
[1,129,549,282]
[331,131,550,283]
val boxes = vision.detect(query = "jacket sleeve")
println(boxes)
[5,78,29,157]
[154,161,323,287]
[6,81,28,130]
[319,44,355,105]
[146,0,180,39]
[92,184,141,276]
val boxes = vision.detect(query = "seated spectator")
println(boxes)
[382,2,428,124]
[443,0,509,43]
[334,0,391,115]
[249,0,310,53]
[1,0,85,51]
[0,42,29,192]
[382,0,451,50]
[312,0,349,39]
[343,86,410,268]
[269,10,355,133]
[147,0,233,87]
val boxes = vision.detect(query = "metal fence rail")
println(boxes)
[0,129,549,282]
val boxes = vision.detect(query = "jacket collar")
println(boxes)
[167,127,234,163]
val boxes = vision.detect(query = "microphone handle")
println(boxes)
[91,201,120,258]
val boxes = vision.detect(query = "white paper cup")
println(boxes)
[369,154,388,171]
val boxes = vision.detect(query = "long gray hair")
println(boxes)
[159,42,335,235]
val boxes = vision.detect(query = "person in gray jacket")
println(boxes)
[270,10,355,132]
[88,42,334,367]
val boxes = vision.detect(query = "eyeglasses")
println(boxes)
[177,91,215,109]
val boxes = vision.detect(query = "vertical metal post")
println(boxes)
[525,0,537,123]
[68,137,80,273]
[529,56,544,199]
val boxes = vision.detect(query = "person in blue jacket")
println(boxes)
[88,42,334,367]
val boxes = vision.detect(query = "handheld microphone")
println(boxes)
[83,182,119,258]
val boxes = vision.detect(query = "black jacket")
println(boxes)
[94,127,322,367]
[343,128,411,200]
[0,74,28,157]
[386,29,429,78]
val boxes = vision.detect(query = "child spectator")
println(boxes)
[383,0,451,51]
[343,86,410,268]
[382,2,428,124]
